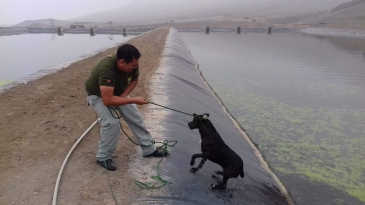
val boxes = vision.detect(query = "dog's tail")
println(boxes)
[240,169,244,178]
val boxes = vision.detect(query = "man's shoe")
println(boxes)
[97,159,117,171]
[143,149,169,158]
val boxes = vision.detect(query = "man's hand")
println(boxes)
[133,97,148,105]
[100,86,146,106]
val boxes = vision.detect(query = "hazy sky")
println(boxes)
[0,0,133,25]
[0,0,351,25]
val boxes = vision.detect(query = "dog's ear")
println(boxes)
[203,113,210,119]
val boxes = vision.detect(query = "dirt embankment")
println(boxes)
[0,27,170,205]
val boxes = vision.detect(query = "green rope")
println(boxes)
[147,101,194,117]
[104,160,119,205]
[107,106,150,147]
[94,100,191,203]
[134,140,177,190]
[107,106,178,190]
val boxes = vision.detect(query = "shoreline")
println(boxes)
[2,25,365,40]
[0,27,169,205]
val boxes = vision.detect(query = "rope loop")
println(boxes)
[106,106,178,190]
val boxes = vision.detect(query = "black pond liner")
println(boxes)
[132,28,292,205]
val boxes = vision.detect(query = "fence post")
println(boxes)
[206,26,210,34]
[90,27,95,36]
[57,27,63,36]
[237,26,241,34]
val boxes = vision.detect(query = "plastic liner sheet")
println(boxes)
[134,28,290,205]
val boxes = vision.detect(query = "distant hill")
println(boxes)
[12,19,110,28]
[304,0,365,23]
[10,0,360,30]
[70,0,350,24]
[330,0,365,12]
[12,19,74,28]
[270,0,365,27]
[0,24,12,27]
[27,23,53,28]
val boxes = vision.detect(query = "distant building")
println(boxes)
[70,25,85,28]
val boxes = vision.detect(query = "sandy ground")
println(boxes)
[0,27,169,205]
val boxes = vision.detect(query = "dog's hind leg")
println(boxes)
[190,158,207,173]
[212,174,228,190]
[211,170,224,181]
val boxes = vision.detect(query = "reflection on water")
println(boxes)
[180,32,365,204]
[0,34,136,82]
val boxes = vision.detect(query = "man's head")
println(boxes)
[116,44,141,73]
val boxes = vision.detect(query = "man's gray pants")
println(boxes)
[87,95,156,161]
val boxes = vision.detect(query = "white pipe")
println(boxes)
[52,120,99,205]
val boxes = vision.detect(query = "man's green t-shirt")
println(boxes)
[85,54,139,97]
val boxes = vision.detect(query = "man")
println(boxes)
[85,44,165,171]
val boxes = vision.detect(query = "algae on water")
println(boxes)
[210,78,365,202]
[0,80,12,87]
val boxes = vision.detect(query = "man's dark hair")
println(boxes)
[117,44,141,63]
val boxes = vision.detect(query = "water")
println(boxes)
[132,29,290,205]
[0,33,135,84]
[179,32,365,204]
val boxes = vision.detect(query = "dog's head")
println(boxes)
[188,113,210,130]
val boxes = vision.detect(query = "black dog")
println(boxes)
[188,113,244,190]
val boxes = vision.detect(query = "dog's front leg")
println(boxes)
[190,158,207,173]
[190,153,210,166]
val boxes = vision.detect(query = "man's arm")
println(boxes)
[121,79,138,98]
[100,85,147,106]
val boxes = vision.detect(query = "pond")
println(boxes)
[0,33,136,86]
[179,31,365,204]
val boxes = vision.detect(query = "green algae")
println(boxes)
[210,78,365,202]
[0,79,12,87]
